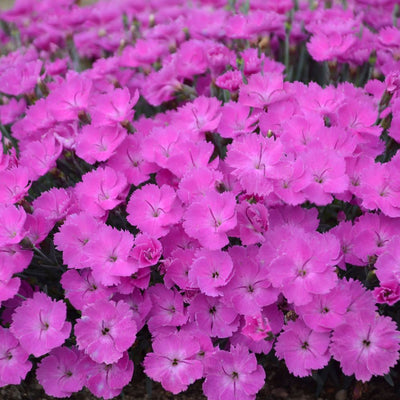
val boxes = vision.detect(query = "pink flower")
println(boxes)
[127,184,183,238]
[144,332,204,394]
[0,204,26,247]
[74,166,128,218]
[147,284,188,333]
[0,327,31,387]
[267,231,340,306]
[188,294,240,338]
[215,70,243,92]
[85,224,136,286]
[241,314,272,342]
[275,319,331,377]
[61,269,114,311]
[36,347,86,398]
[183,190,237,250]
[130,233,162,268]
[238,72,287,109]
[54,212,101,269]
[203,345,265,400]
[189,249,233,297]
[75,124,127,164]
[85,351,134,400]
[223,246,279,315]
[225,134,284,196]
[331,314,400,382]
[373,282,400,306]
[75,299,137,364]
[10,292,71,357]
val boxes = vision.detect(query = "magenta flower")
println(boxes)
[127,184,183,238]
[203,345,265,400]
[275,319,331,377]
[188,249,233,297]
[188,293,239,338]
[75,299,137,364]
[74,166,128,218]
[225,134,284,196]
[238,72,287,109]
[0,204,26,247]
[144,332,204,394]
[183,190,237,250]
[10,292,71,357]
[331,314,400,382]
[373,282,400,306]
[130,233,163,268]
[61,269,114,311]
[85,351,134,400]
[36,347,86,398]
[0,327,31,387]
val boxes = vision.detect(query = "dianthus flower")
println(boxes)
[144,331,204,394]
[275,319,331,377]
[203,345,265,400]
[75,299,137,364]
[10,292,71,357]
[331,314,400,381]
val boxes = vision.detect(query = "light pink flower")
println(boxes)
[10,292,71,357]
[144,332,203,394]
[75,299,137,364]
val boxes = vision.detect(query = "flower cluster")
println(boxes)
[0,0,400,399]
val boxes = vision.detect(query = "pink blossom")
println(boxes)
[144,332,203,394]
[85,351,134,400]
[0,167,31,206]
[239,72,287,109]
[189,249,233,297]
[54,212,101,269]
[203,345,265,400]
[130,233,162,268]
[10,292,71,357]
[61,269,114,311]
[36,347,86,398]
[127,184,183,238]
[0,327,31,387]
[241,314,272,342]
[147,284,188,333]
[74,166,128,218]
[275,319,331,377]
[188,293,239,338]
[75,299,137,364]
[225,134,284,196]
[75,124,127,164]
[183,190,237,250]
[0,204,26,247]
[85,224,136,286]
[373,282,400,306]
[331,314,400,382]
[215,70,243,92]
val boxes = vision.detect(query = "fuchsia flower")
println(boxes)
[127,184,183,238]
[0,204,26,247]
[225,134,284,196]
[75,124,127,164]
[36,346,86,398]
[75,166,128,218]
[275,319,331,377]
[203,345,265,400]
[239,72,287,109]
[75,299,137,364]
[331,314,400,382]
[0,327,32,387]
[10,292,71,357]
[144,331,204,394]
[373,282,400,306]
[130,233,162,268]
[188,249,233,297]
[183,190,237,250]
[85,351,134,400]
